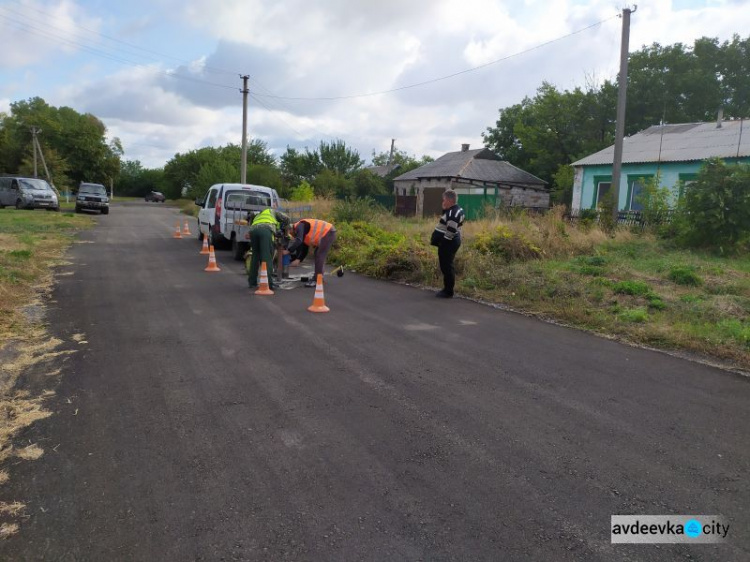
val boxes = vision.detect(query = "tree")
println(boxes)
[0,97,121,188]
[280,146,322,186]
[318,139,363,176]
[352,169,387,197]
[313,169,353,198]
[674,159,750,250]
[482,34,750,189]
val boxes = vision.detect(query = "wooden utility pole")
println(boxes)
[241,75,249,184]
[611,5,636,223]
[30,127,40,177]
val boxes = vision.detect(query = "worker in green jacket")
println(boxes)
[247,207,290,291]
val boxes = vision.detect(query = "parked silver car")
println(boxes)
[0,176,60,211]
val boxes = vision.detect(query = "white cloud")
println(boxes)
[0,0,102,68]
[5,0,746,168]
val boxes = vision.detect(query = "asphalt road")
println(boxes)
[1,202,748,561]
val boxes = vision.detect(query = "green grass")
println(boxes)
[0,208,93,339]
[329,208,750,369]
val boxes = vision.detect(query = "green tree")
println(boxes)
[674,159,750,250]
[290,180,315,201]
[352,168,386,197]
[318,139,363,176]
[280,146,322,186]
[313,168,353,198]
[0,97,121,187]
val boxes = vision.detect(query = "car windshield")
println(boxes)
[18,178,53,191]
[80,184,107,195]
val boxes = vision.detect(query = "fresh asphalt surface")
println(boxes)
[1,202,748,561]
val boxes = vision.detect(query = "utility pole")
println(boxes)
[387,139,396,166]
[240,75,249,184]
[30,127,41,177]
[611,5,636,223]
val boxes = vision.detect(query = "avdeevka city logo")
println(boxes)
[685,519,702,538]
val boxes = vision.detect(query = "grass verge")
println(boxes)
[0,208,93,533]
[327,204,750,370]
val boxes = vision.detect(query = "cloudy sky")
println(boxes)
[1,0,747,168]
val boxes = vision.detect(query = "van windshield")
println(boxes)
[18,179,53,191]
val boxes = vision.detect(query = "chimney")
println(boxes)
[717,107,724,128]
[461,143,470,152]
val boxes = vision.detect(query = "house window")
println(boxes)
[593,180,612,209]
[678,173,698,198]
[627,175,654,211]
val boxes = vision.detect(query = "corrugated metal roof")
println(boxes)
[572,120,750,166]
[365,164,401,177]
[394,147,547,186]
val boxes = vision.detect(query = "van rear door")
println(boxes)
[198,186,220,237]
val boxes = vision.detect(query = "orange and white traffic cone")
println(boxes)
[204,245,221,272]
[182,219,191,236]
[199,234,210,255]
[307,274,329,313]
[255,262,274,295]
[173,221,182,239]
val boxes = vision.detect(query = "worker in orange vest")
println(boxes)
[285,219,337,287]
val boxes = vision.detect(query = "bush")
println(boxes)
[472,225,543,262]
[619,308,649,323]
[667,266,703,286]
[673,159,750,251]
[331,197,383,223]
[613,280,652,296]
[290,180,315,202]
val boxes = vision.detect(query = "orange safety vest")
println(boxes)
[295,219,333,247]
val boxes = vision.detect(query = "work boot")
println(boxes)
[435,290,453,298]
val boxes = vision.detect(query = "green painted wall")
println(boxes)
[579,157,750,210]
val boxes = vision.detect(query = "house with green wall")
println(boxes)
[571,119,750,212]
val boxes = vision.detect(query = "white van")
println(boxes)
[0,176,60,211]
[195,183,280,250]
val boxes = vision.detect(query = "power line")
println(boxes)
[249,14,620,101]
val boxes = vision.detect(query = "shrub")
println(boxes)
[673,159,750,251]
[472,225,543,262]
[290,180,314,202]
[613,280,652,296]
[667,266,703,286]
[619,308,649,323]
[330,197,382,223]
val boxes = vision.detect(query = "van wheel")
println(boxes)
[232,236,245,261]
[16,199,24,210]
[101,208,109,215]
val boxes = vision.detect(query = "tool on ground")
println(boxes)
[255,262,274,295]
[200,235,210,255]
[301,265,344,282]
[173,221,182,239]
[204,245,221,272]
[182,219,191,236]
[307,274,329,313]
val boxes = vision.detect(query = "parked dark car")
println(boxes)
[75,182,109,214]
[145,191,166,203]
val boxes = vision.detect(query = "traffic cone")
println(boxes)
[199,234,210,255]
[204,245,221,272]
[307,274,329,313]
[173,221,182,239]
[182,219,191,236]
[255,262,274,295]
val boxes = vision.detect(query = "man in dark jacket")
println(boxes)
[432,189,465,298]
[286,218,337,287]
